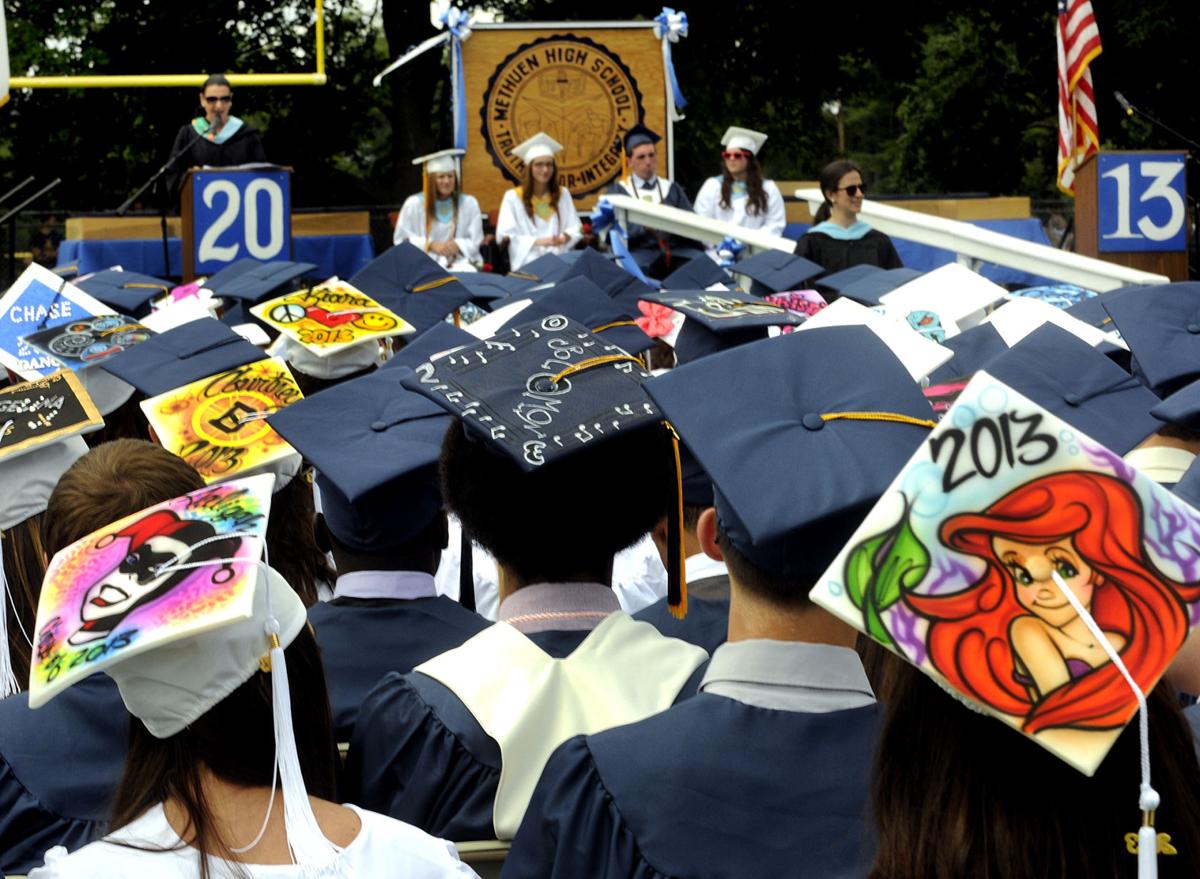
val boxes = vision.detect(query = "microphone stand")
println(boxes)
[0,177,36,212]
[1116,93,1200,278]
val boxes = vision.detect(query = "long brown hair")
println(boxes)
[869,664,1200,879]
[519,159,561,221]
[423,170,461,243]
[813,159,862,225]
[3,513,47,688]
[719,153,768,215]
[265,471,334,608]
[110,626,337,879]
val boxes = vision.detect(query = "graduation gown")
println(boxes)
[392,194,485,272]
[0,675,129,874]
[307,594,491,741]
[504,694,881,879]
[166,119,267,193]
[605,176,707,270]
[495,188,582,270]
[794,228,902,274]
[693,177,787,251]
[345,621,708,842]
[634,594,730,655]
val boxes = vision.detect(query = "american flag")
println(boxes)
[1056,0,1103,194]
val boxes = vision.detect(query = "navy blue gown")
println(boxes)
[308,595,490,741]
[634,595,730,654]
[0,674,129,874]
[503,694,881,878]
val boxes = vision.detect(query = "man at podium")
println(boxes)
[166,74,267,192]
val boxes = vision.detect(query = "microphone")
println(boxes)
[1114,91,1134,117]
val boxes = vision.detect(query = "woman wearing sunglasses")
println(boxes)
[794,159,902,272]
[166,74,268,193]
[693,126,786,257]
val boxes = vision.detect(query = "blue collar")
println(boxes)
[809,220,873,240]
[191,115,244,145]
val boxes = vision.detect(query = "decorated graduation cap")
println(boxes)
[140,356,304,486]
[510,132,564,164]
[797,297,953,381]
[401,315,690,615]
[413,147,465,175]
[879,263,1009,340]
[74,270,173,316]
[808,369,1200,871]
[645,289,804,365]
[1010,281,1099,312]
[349,242,475,334]
[0,370,102,463]
[268,369,452,552]
[269,335,380,382]
[558,247,657,313]
[383,321,475,372]
[99,318,267,397]
[720,126,767,155]
[815,265,923,306]
[27,473,342,871]
[201,259,318,305]
[1101,282,1200,395]
[732,250,824,295]
[498,277,654,358]
[646,326,936,580]
[20,313,156,373]
[660,255,733,291]
[983,323,1161,455]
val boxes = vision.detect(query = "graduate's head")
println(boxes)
[623,123,662,181]
[511,132,564,204]
[717,125,768,214]
[816,159,864,225]
[199,73,233,124]
[433,171,458,199]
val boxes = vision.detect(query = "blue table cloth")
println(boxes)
[58,234,375,282]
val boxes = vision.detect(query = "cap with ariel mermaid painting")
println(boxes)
[809,369,1200,780]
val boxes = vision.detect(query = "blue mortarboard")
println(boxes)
[75,270,172,316]
[733,250,824,294]
[1064,292,1119,330]
[983,323,1160,454]
[350,242,474,333]
[679,443,714,508]
[1150,377,1200,428]
[661,257,732,291]
[558,248,656,312]
[498,277,653,357]
[99,317,267,396]
[267,369,451,552]
[644,289,803,364]
[622,122,661,152]
[817,265,923,305]
[645,326,937,580]
[1101,282,1200,395]
[456,271,537,305]
[1172,455,1200,510]
[927,322,1009,383]
[202,259,318,304]
[382,322,476,373]
[511,253,572,283]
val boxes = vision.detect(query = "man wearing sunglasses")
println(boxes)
[794,159,902,273]
[605,123,706,279]
[166,73,268,195]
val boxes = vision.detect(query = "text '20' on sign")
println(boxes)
[190,168,292,273]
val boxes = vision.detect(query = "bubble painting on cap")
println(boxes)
[250,280,414,357]
[140,357,303,484]
[28,473,275,708]
[20,313,156,371]
[809,371,1200,775]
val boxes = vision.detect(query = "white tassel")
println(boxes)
[0,546,19,698]
[266,616,342,876]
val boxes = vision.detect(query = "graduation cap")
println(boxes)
[511,253,572,284]
[382,322,476,372]
[271,335,380,382]
[499,277,654,358]
[816,265,923,306]
[0,370,103,462]
[732,250,824,295]
[645,326,936,581]
[1065,287,1125,330]
[879,263,1009,337]
[1172,454,1200,510]
[400,316,690,615]
[268,369,452,552]
[797,297,953,381]
[413,147,465,175]
[99,318,267,398]
[558,247,656,313]
[985,297,1125,353]
[74,270,173,317]
[721,126,767,155]
[622,123,661,153]
[455,271,537,305]
[250,280,413,361]
[644,290,804,365]
[983,323,1160,455]
[927,322,1009,384]
[1150,376,1200,429]
[510,132,564,164]
[1010,282,1099,312]
[660,256,733,291]
[202,259,318,305]
[20,313,156,372]
[349,242,475,334]
[1101,282,1200,396]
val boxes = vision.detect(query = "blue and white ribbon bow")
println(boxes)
[653,8,689,121]
[715,235,745,269]
[592,198,662,289]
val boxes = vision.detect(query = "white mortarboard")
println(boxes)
[413,148,466,175]
[269,334,380,381]
[510,132,565,164]
[721,126,768,154]
[984,297,1126,350]
[797,297,953,381]
[879,263,1010,337]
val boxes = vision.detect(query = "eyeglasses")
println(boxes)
[838,184,866,197]
[204,95,233,104]
[722,150,751,160]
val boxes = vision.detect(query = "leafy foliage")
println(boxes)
[843,497,930,647]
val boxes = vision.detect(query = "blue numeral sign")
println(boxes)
[192,170,291,273]
[1098,153,1187,253]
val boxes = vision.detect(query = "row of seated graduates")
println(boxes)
[3,240,1200,878]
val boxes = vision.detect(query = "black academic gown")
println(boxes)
[344,629,706,842]
[794,229,902,274]
[606,178,707,274]
[0,675,129,874]
[307,594,491,741]
[166,121,268,193]
[503,694,881,879]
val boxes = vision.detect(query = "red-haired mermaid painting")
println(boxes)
[904,471,1200,734]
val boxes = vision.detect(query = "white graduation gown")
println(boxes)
[393,193,484,273]
[495,188,582,270]
[693,177,787,259]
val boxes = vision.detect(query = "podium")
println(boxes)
[1073,151,1188,281]
[180,165,293,281]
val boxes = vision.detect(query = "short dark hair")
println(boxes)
[813,159,863,225]
[716,521,811,608]
[200,73,232,93]
[441,420,671,583]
